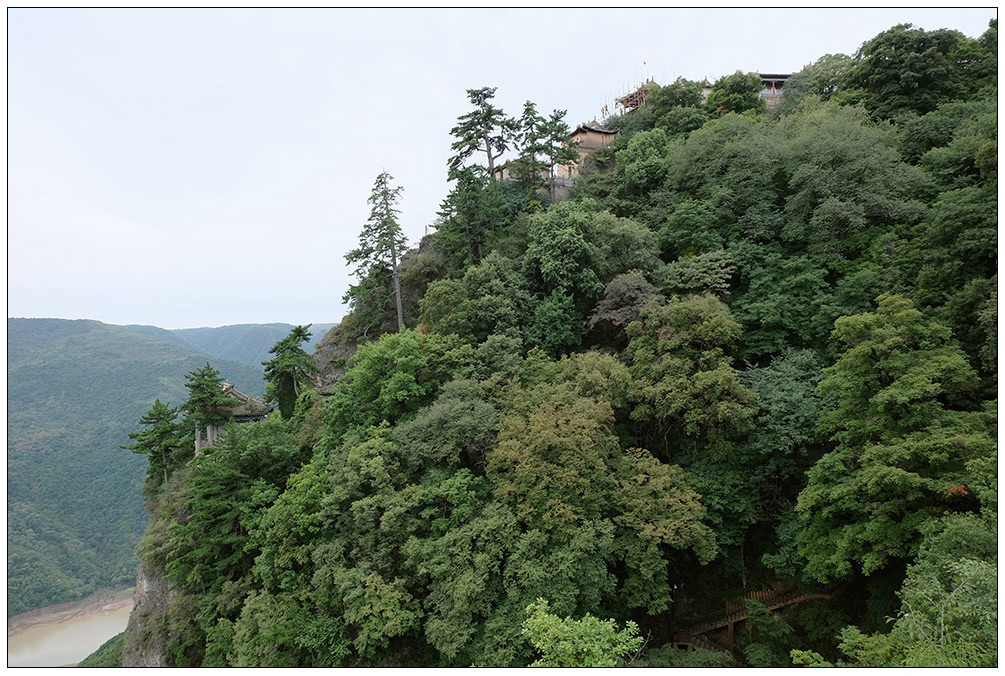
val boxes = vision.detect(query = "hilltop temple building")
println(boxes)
[194,382,273,453]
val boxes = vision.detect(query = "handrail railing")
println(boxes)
[682,590,831,636]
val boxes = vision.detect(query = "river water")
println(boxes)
[7,604,132,667]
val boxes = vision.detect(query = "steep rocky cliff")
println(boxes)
[312,323,358,396]
[121,565,173,667]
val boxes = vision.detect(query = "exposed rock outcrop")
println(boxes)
[121,565,174,667]
[313,324,358,396]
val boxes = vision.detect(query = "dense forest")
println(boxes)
[120,21,996,667]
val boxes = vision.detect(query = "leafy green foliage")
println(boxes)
[116,26,997,668]
[183,362,240,430]
[525,289,585,357]
[742,600,798,667]
[740,350,831,516]
[587,273,663,335]
[706,71,766,115]
[638,643,733,667]
[323,329,466,444]
[842,24,983,119]
[230,591,350,667]
[779,100,930,262]
[433,167,509,270]
[419,252,532,344]
[626,293,757,454]
[647,77,711,136]
[392,379,498,472]
[509,100,550,190]
[160,416,306,664]
[522,598,643,667]
[892,513,998,666]
[797,295,992,582]
[489,380,716,612]
[776,54,854,114]
[657,250,735,298]
[346,172,409,332]
[522,202,604,301]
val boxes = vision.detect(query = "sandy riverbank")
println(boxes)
[8,588,134,638]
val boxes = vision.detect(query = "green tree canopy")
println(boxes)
[122,399,187,497]
[522,598,643,667]
[540,109,579,201]
[263,325,318,419]
[626,293,757,456]
[433,167,508,270]
[706,71,766,115]
[183,363,240,430]
[797,294,992,582]
[323,329,466,444]
[842,24,973,119]
[509,100,549,191]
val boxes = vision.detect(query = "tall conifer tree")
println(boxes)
[541,109,579,201]
[263,325,319,419]
[183,363,240,431]
[123,399,185,495]
[346,171,408,332]
[448,86,514,180]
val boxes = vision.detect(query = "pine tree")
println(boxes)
[122,399,186,496]
[183,363,240,431]
[447,86,515,180]
[263,325,319,419]
[509,100,549,190]
[541,109,579,201]
[345,171,408,332]
[433,167,506,269]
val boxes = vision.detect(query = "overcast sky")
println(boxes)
[8,8,996,329]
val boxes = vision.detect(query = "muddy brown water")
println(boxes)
[8,600,133,667]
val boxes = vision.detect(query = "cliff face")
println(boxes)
[121,562,174,666]
[313,324,358,396]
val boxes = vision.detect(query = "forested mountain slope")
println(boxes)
[120,20,996,668]
[7,318,265,616]
[168,323,338,369]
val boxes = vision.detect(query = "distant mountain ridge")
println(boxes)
[120,322,338,370]
[6,318,279,617]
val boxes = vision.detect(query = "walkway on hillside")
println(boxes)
[673,589,831,662]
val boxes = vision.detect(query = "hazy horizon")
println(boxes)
[5,315,345,331]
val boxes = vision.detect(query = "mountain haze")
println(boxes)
[167,323,338,369]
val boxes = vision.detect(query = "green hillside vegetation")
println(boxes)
[7,318,266,616]
[121,20,996,667]
[169,322,338,369]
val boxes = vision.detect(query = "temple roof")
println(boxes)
[572,121,616,136]
[221,381,273,418]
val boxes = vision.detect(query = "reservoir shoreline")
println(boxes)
[8,588,134,638]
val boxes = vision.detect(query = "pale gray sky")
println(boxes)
[8,8,996,329]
